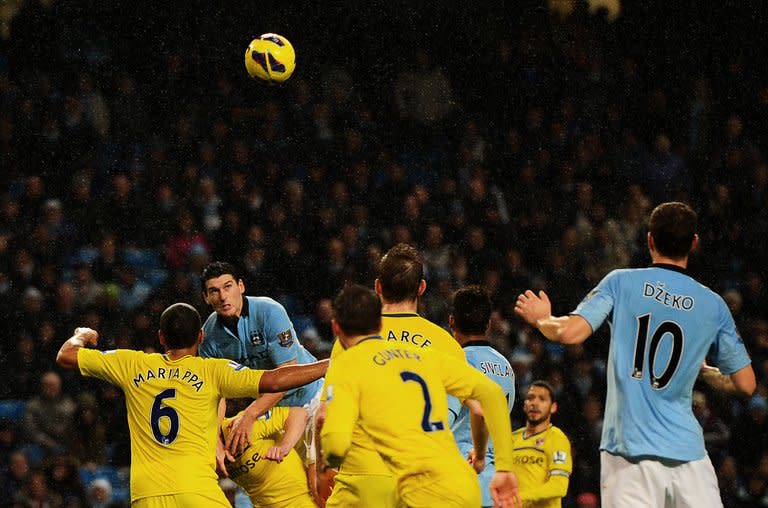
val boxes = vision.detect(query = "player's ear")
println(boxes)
[374,278,383,297]
[551,401,558,415]
[647,232,655,253]
[417,279,426,297]
[690,234,699,254]
[158,331,166,348]
[237,279,246,294]
[198,329,204,345]
[331,319,342,339]
[448,314,456,331]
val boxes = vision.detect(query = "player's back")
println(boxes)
[78,349,263,500]
[329,339,470,480]
[574,266,751,460]
[381,312,465,359]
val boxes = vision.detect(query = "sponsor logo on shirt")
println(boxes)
[249,332,264,346]
[277,329,294,348]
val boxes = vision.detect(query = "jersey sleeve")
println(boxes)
[523,428,572,503]
[320,359,359,468]
[571,270,619,332]
[207,359,264,399]
[262,299,300,366]
[78,348,138,389]
[711,299,752,375]
[320,340,344,402]
[433,352,514,471]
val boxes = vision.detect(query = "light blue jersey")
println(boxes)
[449,341,515,507]
[573,264,751,462]
[200,296,322,407]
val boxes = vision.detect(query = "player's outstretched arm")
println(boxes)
[699,362,756,397]
[514,290,592,344]
[56,327,99,370]
[259,359,329,393]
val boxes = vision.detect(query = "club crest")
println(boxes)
[249,332,265,346]
[277,329,294,347]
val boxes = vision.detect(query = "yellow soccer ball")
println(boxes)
[245,33,296,83]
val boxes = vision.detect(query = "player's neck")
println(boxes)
[525,420,551,437]
[454,333,485,346]
[650,252,688,269]
[381,300,418,313]
[165,346,199,360]
[339,333,381,349]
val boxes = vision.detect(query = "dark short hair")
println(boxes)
[160,303,202,349]
[529,380,556,403]
[451,285,491,336]
[648,202,697,259]
[333,283,382,336]
[378,243,423,302]
[201,261,239,287]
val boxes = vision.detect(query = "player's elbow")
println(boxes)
[731,365,757,398]
[321,432,351,469]
[55,347,77,370]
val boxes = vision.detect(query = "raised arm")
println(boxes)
[259,359,329,393]
[56,327,99,370]
[265,407,308,462]
[514,290,592,345]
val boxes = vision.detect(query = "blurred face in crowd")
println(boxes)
[41,372,62,400]
[524,385,557,427]
[204,274,245,319]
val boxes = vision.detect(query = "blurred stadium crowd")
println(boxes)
[1,1,768,506]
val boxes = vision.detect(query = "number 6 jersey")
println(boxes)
[572,264,751,461]
[77,348,264,503]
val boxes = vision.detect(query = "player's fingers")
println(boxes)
[539,290,550,304]
[524,289,536,299]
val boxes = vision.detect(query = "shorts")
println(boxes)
[398,467,481,508]
[600,451,723,508]
[326,472,400,508]
[132,491,231,508]
[298,388,322,464]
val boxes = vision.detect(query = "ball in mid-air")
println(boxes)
[245,33,296,83]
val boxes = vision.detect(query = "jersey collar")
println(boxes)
[462,340,493,349]
[382,312,419,318]
[650,263,688,275]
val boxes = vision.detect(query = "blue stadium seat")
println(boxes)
[80,466,130,502]
[0,400,26,421]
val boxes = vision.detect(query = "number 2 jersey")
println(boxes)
[572,264,751,461]
[321,337,514,496]
[77,348,264,502]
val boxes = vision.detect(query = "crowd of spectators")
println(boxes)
[1,1,768,506]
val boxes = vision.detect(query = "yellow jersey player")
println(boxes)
[223,406,317,507]
[316,243,464,507]
[511,381,572,508]
[55,302,328,508]
[320,284,521,508]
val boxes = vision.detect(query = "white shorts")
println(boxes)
[300,387,322,465]
[600,451,723,508]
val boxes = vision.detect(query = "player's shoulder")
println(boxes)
[547,425,571,443]
[201,310,220,331]
[249,295,285,311]
[512,427,526,439]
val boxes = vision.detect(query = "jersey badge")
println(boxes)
[249,332,264,346]
[227,360,246,371]
[277,329,294,347]
[553,451,567,464]
[536,438,545,447]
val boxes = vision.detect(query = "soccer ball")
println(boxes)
[244,33,296,83]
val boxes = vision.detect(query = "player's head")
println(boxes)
[524,380,558,427]
[648,202,698,260]
[332,283,382,340]
[159,303,203,350]
[201,261,245,318]
[449,285,491,337]
[375,243,426,304]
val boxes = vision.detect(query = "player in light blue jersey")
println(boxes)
[448,286,515,508]
[515,202,756,508]
[200,262,323,473]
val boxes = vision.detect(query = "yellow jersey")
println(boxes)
[78,348,263,502]
[223,407,314,507]
[325,313,465,476]
[321,337,514,499]
[510,425,572,508]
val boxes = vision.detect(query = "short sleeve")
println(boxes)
[549,429,573,476]
[262,300,300,366]
[208,359,264,399]
[571,270,619,332]
[78,349,138,389]
[711,300,752,375]
[320,358,359,465]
